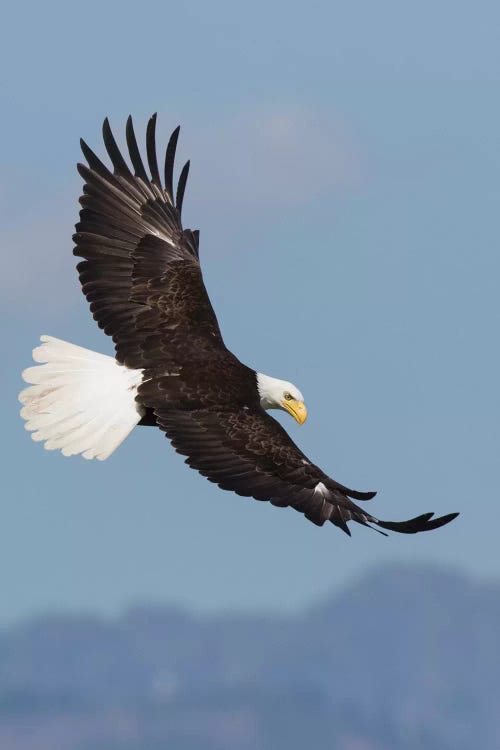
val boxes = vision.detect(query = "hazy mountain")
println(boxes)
[1,564,498,750]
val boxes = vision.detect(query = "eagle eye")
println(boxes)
[284,392,292,400]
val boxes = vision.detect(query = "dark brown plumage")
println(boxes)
[30,114,459,536]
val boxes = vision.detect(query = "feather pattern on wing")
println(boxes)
[148,403,458,535]
[74,115,216,369]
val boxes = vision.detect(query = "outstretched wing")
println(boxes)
[152,404,458,535]
[74,115,223,369]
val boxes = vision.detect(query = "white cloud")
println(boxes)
[186,104,363,216]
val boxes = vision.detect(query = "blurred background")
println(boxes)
[1,1,499,747]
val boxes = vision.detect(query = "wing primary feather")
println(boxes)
[79,139,113,180]
[176,160,190,216]
[329,517,351,535]
[327,478,377,501]
[376,512,459,534]
[356,519,389,536]
[164,126,181,204]
[125,116,149,182]
[102,118,131,177]
[146,113,162,189]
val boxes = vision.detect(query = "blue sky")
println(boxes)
[1,0,499,624]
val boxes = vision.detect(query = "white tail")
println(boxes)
[19,336,145,460]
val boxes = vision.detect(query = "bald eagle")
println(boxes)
[19,115,458,537]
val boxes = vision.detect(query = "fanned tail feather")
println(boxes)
[19,336,144,460]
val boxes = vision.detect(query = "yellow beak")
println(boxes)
[281,399,308,425]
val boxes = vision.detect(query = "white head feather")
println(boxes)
[256,373,304,411]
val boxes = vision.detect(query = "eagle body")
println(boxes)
[19,115,458,537]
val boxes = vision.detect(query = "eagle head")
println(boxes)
[256,373,307,425]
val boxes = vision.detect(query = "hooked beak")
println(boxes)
[281,399,308,425]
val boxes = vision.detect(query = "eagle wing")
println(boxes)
[74,115,222,369]
[152,404,458,535]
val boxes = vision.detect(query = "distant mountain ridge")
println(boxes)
[1,564,498,750]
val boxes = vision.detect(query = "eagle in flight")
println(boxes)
[19,115,458,537]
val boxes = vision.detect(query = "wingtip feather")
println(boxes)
[146,113,162,188]
[164,125,181,204]
[376,510,459,534]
